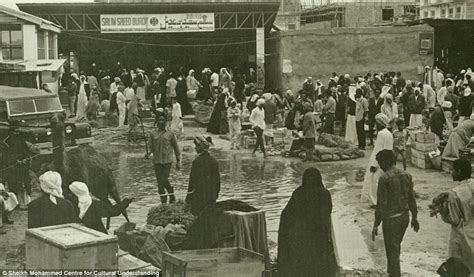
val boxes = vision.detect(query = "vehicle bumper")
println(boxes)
[76,137,94,145]
[35,138,93,155]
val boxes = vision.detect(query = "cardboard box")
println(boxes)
[243,136,257,149]
[415,131,436,144]
[26,223,118,271]
[414,141,437,152]
[411,156,433,169]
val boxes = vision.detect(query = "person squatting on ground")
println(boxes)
[250,98,267,158]
[185,136,220,216]
[28,171,77,229]
[69,181,133,234]
[393,118,408,171]
[227,100,242,150]
[372,150,419,277]
[0,182,18,235]
[146,112,181,204]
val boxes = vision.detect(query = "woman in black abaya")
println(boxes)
[207,91,228,134]
[176,70,193,115]
[277,167,338,277]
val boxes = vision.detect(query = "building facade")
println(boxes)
[0,6,60,62]
[419,0,471,19]
[300,0,418,28]
[0,5,63,91]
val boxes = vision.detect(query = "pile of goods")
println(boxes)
[409,131,437,169]
[194,101,214,124]
[146,200,196,230]
[289,133,364,162]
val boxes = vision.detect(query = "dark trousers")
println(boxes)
[323,113,335,134]
[368,119,375,144]
[403,110,410,127]
[153,163,175,204]
[382,213,409,277]
[253,127,266,154]
[356,118,366,148]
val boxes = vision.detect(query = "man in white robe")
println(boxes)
[361,113,394,206]
[345,84,358,145]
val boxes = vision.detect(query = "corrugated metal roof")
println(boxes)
[0,5,61,33]
[18,1,280,14]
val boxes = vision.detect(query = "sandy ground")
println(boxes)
[0,114,455,275]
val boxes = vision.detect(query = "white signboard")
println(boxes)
[100,13,215,33]
[282,59,292,74]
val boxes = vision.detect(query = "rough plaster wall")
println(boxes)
[278,26,434,92]
[344,5,406,27]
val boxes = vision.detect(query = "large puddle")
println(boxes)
[99,142,367,261]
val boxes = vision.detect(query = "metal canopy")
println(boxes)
[18,2,280,32]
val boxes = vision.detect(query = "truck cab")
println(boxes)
[0,86,92,154]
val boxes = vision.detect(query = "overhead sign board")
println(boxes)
[100,13,215,33]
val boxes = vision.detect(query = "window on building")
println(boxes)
[456,6,462,18]
[430,10,435,17]
[449,8,454,17]
[423,11,429,18]
[48,32,55,59]
[382,9,394,21]
[0,24,23,60]
[37,31,46,59]
[423,0,428,5]
[441,9,446,17]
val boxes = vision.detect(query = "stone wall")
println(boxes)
[266,25,434,92]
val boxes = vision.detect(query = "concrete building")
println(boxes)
[419,0,469,19]
[418,0,474,73]
[0,5,64,92]
[300,0,418,28]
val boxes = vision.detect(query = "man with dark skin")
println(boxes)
[146,112,181,204]
[372,150,419,277]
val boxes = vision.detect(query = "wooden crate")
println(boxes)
[415,131,436,144]
[243,136,257,149]
[411,156,433,169]
[162,247,265,277]
[411,148,433,169]
[26,223,118,270]
[414,141,437,152]
[411,148,430,160]
[118,249,160,274]
[441,157,455,174]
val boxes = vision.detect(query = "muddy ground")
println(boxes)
[0,115,454,276]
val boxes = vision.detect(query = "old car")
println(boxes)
[0,85,92,154]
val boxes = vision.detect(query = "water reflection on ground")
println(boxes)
[101,143,361,260]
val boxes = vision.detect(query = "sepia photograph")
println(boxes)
[0,0,472,276]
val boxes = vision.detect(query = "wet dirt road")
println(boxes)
[0,122,453,276]
[99,125,451,276]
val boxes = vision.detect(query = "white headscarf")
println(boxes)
[39,171,63,205]
[69,181,93,219]
[188,69,195,77]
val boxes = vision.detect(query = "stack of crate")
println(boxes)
[411,131,437,169]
